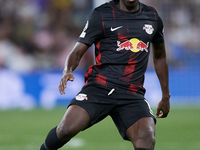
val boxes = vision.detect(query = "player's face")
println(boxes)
[120,0,139,11]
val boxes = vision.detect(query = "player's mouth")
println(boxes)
[128,0,137,2]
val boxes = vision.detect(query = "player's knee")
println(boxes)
[129,129,155,149]
[56,124,78,141]
[143,129,155,145]
[137,130,155,149]
[146,132,155,150]
[151,137,156,149]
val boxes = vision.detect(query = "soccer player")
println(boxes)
[40,0,170,150]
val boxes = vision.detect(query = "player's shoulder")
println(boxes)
[140,3,159,15]
[94,1,112,12]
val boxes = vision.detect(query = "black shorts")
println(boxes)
[69,85,156,140]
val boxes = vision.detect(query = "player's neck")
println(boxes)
[116,1,139,12]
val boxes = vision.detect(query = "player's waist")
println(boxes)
[85,76,146,95]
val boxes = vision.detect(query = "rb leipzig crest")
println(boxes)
[143,24,154,35]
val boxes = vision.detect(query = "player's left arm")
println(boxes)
[152,42,170,118]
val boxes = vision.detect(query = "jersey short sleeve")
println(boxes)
[151,15,164,44]
[78,9,104,46]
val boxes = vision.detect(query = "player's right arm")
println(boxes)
[59,9,104,95]
[59,42,89,95]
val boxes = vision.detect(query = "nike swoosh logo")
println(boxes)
[111,26,123,32]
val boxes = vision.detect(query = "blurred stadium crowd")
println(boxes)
[0,0,199,73]
[0,0,93,72]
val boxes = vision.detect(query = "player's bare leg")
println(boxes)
[40,105,90,150]
[56,105,90,141]
[126,117,155,150]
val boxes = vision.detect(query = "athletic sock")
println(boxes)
[135,148,149,150]
[40,127,67,150]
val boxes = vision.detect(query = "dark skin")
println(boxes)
[117,0,139,12]
[152,42,170,118]
[58,0,170,149]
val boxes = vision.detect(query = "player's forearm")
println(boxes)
[63,42,89,73]
[154,57,170,99]
[63,51,80,73]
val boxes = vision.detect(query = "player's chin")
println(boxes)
[125,0,138,9]
[127,0,139,3]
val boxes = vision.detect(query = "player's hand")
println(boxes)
[156,96,170,118]
[59,71,74,95]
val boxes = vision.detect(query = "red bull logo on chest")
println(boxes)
[117,38,149,53]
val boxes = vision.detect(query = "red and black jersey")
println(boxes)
[78,0,164,96]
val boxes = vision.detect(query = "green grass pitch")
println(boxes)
[0,106,200,150]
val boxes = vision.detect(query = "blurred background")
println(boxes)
[1,1,200,150]
[0,0,200,109]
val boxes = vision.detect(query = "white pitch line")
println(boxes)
[63,138,85,148]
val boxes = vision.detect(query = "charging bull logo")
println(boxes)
[117,38,149,53]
